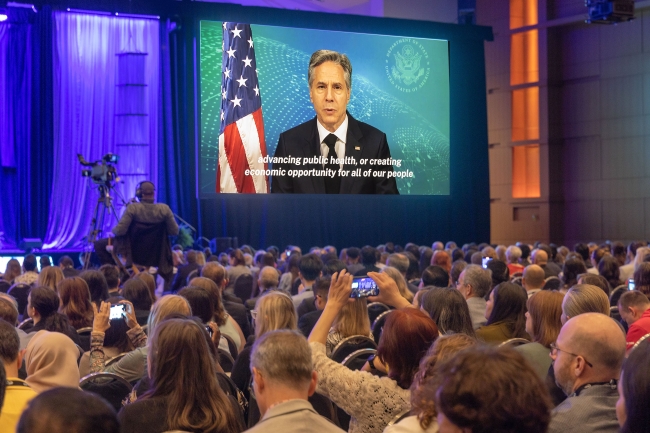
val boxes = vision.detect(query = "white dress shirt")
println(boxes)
[317,115,348,169]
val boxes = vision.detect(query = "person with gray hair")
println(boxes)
[548,313,626,433]
[456,264,492,329]
[271,49,398,195]
[245,330,345,433]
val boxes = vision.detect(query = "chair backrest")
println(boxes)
[367,302,391,324]
[75,344,85,365]
[610,285,627,306]
[371,310,392,344]
[218,348,235,373]
[511,276,523,286]
[105,352,129,367]
[610,306,622,322]
[77,327,93,335]
[498,338,531,348]
[8,283,30,316]
[542,276,561,291]
[330,335,377,363]
[0,280,11,293]
[386,408,411,427]
[510,272,523,280]
[128,221,169,268]
[341,348,377,371]
[80,372,133,412]
[233,274,254,302]
[222,333,239,359]
[18,317,33,330]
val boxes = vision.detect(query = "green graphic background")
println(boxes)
[199,21,450,195]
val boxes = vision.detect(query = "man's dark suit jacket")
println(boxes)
[271,114,399,194]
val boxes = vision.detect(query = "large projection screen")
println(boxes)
[199,21,450,196]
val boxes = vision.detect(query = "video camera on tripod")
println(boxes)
[78,153,120,186]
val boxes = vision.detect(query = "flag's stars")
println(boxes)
[222,22,227,30]
[255,69,259,76]
[247,37,254,48]
[242,56,253,68]
[253,85,259,96]
[223,68,231,79]
[221,88,227,99]
[231,27,243,38]
[220,110,224,121]
[231,95,242,107]
[236,75,248,87]
[226,47,236,58]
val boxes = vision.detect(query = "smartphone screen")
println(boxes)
[482,257,492,269]
[628,278,636,291]
[109,304,125,320]
[350,276,379,298]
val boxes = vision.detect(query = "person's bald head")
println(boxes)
[258,266,280,290]
[558,313,625,384]
[523,265,545,291]
[532,249,548,265]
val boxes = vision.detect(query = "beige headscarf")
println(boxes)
[24,330,81,393]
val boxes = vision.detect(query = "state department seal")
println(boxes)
[385,38,431,93]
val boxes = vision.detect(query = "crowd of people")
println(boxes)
[0,239,650,433]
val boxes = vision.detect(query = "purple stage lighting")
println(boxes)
[0,14,7,22]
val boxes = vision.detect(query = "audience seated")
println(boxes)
[292,254,323,313]
[0,319,37,432]
[121,278,154,326]
[385,334,477,433]
[515,290,563,379]
[246,329,345,433]
[486,259,509,288]
[309,271,438,433]
[246,266,281,310]
[420,287,475,337]
[90,295,191,382]
[561,257,588,292]
[598,255,622,291]
[522,264,545,297]
[433,346,552,433]
[476,282,529,344]
[381,266,414,303]
[561,284,610,324]
[80,270,110,309]
[326,296,371,356]
[189,276,246,352]
[617,338,650,433]
[577,273,611,297]
[505,245,524,275]
[23,287,81,345]
[24,330,80,393]
[99,264,121,297]
[633,262,650,296]
[117,318,243,433]
[36,266,63,292]
[231,291,297,402]
[0,295,30,349]
[226,249,253,291]
[201,262,252,339]
[353,245,380,276]
[618,291,650,351]
[2,259,22,285]
[449,260,466,288]
[455,265,491,330]
[548,313,625,433]
[57,277,94,330]
[14,255,39,286]
[17,388,119,433]
[57,256,79,279]
[419,265,449,289]
[278,253,302,295]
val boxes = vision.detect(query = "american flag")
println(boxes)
[217,22,269,193]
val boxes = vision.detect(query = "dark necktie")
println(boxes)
[324,133,341,194]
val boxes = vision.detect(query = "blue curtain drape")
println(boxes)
[158,19,193,223]
[0,6,53,249]
[44,13,159,249]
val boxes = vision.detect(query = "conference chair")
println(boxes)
[610,285,627,306]
[341,348,377,371]
[233,274,254,302]
[542,276,561,291]
[371,310,392,344]
[631,333,650,352]
[217,348,235,373]
[77,327,93,352]
[367,302,391,325]
[498,338,531,348]
[105,353,129,367]
[330,335,377,363]
[116,221,174,285]
[80,372,133,412]
[222,333,239,359]
[8,283,30,317]
[18,317,33,330]
[0,280,10,293]
[386,408,411,427]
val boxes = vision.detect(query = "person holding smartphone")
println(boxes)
[307,271,438,433]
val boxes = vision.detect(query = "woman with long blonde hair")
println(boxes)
[382,266,414,303]
[37,266,64,292]
[326,297,371,356]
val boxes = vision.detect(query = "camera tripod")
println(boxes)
[82,183,126,269]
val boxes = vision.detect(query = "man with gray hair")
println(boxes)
[456,264,492,329]
[246,330,344,433]
[548,313,625,433]
[271,49,398,195]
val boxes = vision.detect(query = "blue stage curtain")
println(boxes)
[157,19,194,224]
[0,6,53,249]
[44,13,159,249]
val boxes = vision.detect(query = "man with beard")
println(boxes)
[548,313,625,433]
